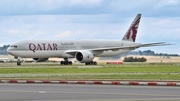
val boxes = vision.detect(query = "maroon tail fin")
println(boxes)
[122,14,141,42]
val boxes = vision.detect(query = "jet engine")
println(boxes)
[75,51,94,63]
[33,58,49,62]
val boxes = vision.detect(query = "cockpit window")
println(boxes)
[10,45,17,48]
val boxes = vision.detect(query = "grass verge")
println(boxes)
[0,62,180,80]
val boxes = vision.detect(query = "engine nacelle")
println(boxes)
[75,51,94,63]
[33,58,49,62]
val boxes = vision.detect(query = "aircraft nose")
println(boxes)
[7,47,11,54]
[7,46,13,55]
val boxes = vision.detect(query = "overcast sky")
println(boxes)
[0,0,180,54]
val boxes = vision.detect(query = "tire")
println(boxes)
[60,61,64,65]
[17,61,21,66]
[69,61,72,65]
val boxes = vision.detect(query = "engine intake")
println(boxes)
[75,51,94,63]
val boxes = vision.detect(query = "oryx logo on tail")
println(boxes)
[122,14,141,42]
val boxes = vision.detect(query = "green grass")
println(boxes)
[0,64,180,74]
[0,62,180,80]
[1,74,180,81]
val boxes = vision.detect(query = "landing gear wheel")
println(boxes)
[60,58,72,65]
[85,61,97,65]
[85,63,89,65]
[93,61,97,65]
[60,61,64,65]
[69,61,72,65]
[17,61,22,66]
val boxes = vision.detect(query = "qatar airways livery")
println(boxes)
[7,14,169,65]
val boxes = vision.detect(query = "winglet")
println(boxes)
[122,14,141,42]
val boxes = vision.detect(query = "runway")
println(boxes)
[0,84,180,101]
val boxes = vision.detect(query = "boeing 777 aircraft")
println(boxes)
[7,14,169,65]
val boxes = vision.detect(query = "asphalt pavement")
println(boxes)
[0,83,180,101]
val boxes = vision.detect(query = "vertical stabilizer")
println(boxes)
[122,14,141,42]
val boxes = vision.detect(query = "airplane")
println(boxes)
[7,14,170,65]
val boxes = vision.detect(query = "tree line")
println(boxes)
[123,57,147,62]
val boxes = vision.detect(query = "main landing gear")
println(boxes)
[60,57,72,65]
[85,61,97,65]
[60,58,97,65]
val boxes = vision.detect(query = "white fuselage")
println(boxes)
[7,40,140,58]
[7,14,168,64]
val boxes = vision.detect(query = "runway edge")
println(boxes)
[0,80,180,86]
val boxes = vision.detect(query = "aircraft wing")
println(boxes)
[135,42,172,47]
[65,42,172,55]
[90,42,171,51]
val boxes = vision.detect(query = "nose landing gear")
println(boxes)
[17,58,22,66]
